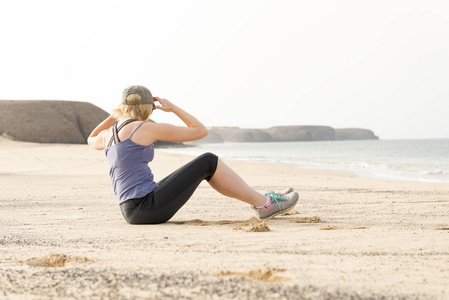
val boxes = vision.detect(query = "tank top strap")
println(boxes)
[105,119,139,148]
[128,121,150,139]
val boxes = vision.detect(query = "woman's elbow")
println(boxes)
[87,137,101,150]
[87,136,94,146]
[200,127,208,139]
[191,127,208,141]
[87,139,95,150]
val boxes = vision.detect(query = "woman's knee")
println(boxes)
[198,152,218,181]
[198,152,218,161]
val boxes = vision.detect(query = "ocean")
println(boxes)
[159,139,449,183]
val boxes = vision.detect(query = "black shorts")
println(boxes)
[119,152,218,224]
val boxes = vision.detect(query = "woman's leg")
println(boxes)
[154,155,266,208]
[208,159,266,207]
[207,160,299,220]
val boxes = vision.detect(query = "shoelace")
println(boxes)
[264,191,287,211]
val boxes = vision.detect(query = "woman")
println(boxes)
[87,85,299,224]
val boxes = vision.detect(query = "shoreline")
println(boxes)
[1,139,449,299]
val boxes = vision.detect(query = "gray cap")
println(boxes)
[122,85,153,105]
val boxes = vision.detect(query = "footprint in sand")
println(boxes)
[176,216,326,232]
[176,217,272,232]
[25,254,88,267]
[241,221,271,232]
[320,226,369,230]
[214,267,290,282]
[289,216,322,223]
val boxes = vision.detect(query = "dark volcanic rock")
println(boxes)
[265,126,336,141]
[335,128,379,140]
[0,100,108,144]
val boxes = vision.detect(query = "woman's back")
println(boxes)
[105,121,158,204]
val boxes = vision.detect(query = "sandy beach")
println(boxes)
[1,137,448,299]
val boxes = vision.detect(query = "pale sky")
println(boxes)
[1,0,448,139]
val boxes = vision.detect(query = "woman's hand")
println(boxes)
[148,96,208,143]
[153,97,177,112]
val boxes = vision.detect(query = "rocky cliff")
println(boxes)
[208,127,273,143]
[193,125,378,144]
[265,126,336,142]
[0,100,108,143]
[334,128,378,140]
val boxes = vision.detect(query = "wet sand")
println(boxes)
[1,137,448,299]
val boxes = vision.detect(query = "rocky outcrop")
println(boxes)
[0,100,108,144]
[334,128,378,140]
[190,125,378,144]
[0,100,183,146]
[264,126,335,142]
[212,127,273,143]
[193,127,273,144]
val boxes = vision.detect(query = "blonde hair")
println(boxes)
[112,93,153,121]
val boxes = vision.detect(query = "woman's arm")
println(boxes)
[87,115,116,150]
[148,97,208,143]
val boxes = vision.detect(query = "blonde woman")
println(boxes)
[88,85,299,224]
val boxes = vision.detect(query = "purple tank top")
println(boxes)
[104,121,158,204]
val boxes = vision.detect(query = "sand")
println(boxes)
[1,136,448,299]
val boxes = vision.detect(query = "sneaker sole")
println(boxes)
[258,194,299,220]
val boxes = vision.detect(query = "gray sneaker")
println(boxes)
[253,191,299,220]
[281,187,294,195]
